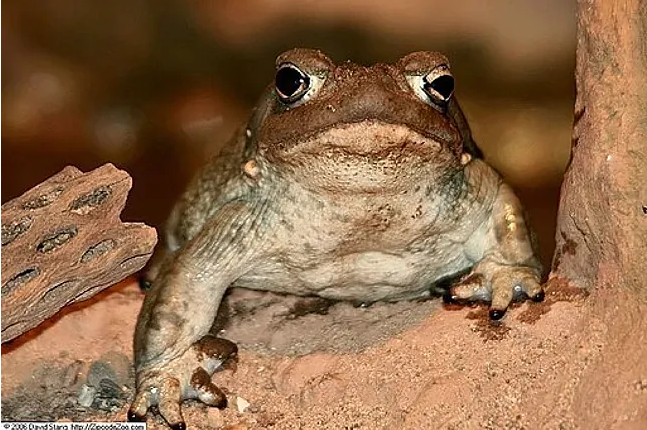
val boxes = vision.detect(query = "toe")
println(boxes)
[442,291,458,304]
[488,308,507,320]
[197,335,238,360]
[518,273,543,301]
[138,276,152,292]
[194,336,239,374]
[199,385,228,409]
[158,378,184,429]
[127,409,146,422]
[191,368,228,408]
[129,386,152,421]
[531,289,545,302]
[449,273,490,302]
[490,271,516,312]
[489,267,542,317]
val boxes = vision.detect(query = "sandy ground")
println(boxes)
[2,276,646,429]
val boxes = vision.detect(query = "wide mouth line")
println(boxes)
[303,142,432,157]
[303,119,439,139]
[274,120,441,156]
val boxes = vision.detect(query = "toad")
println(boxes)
[129,49,544,429]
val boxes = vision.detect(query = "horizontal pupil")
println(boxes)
[276,67,307,97]
[428,75,454,98]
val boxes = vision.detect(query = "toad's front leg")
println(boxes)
[448,162,544,320]
[128,201,274,429]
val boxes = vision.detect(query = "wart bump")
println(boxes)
[243,159,260,179]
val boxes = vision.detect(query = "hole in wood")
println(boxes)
[81,239,117,263]
[40,280,75,306]
[2,267,40,295]
[69,186,112,214]
[1,216,33,246]
[21,187,64,210]
[36,227,78,253]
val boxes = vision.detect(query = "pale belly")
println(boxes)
[234,246,473,302]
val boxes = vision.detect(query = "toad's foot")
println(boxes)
[444,262,544,320]
[128,335,237,429]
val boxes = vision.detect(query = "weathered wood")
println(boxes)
[1,163,157,343]
[548,1,647,427]
[552,0,647,291]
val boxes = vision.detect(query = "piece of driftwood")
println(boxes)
[1,163,157,343]
[552,0,647,290]
[545,0,647,426]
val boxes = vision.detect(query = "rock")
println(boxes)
[98,351,132,386]
[91,378,126,412]
[61,360,86,388]
[77,384,97,408]
[98,378,124,400]
[86,351,132,389]
[86,362,114,389]
[205,407,225,428]
[236,396,250,413]
[83,353,129,412]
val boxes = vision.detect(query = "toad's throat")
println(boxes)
[276,146,455,194]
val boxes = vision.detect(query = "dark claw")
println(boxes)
[138,277,152,292]
[222,340,238,359]
[215,395,228,409]
[442,292,458,304]
[222,355,239,372]
[531,290,545,302]
[170,422,186,430]
[489,309,506,320]
[127,410,146,422]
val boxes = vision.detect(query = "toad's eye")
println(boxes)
[422,66,454,105]
[275,63,311,104]
[407,64,455,110]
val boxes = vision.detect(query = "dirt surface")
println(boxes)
[2,276,646,429]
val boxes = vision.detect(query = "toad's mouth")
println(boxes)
[267,121,456,193]
[284,120,443,157]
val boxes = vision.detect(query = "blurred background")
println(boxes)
[1,0,575,268]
